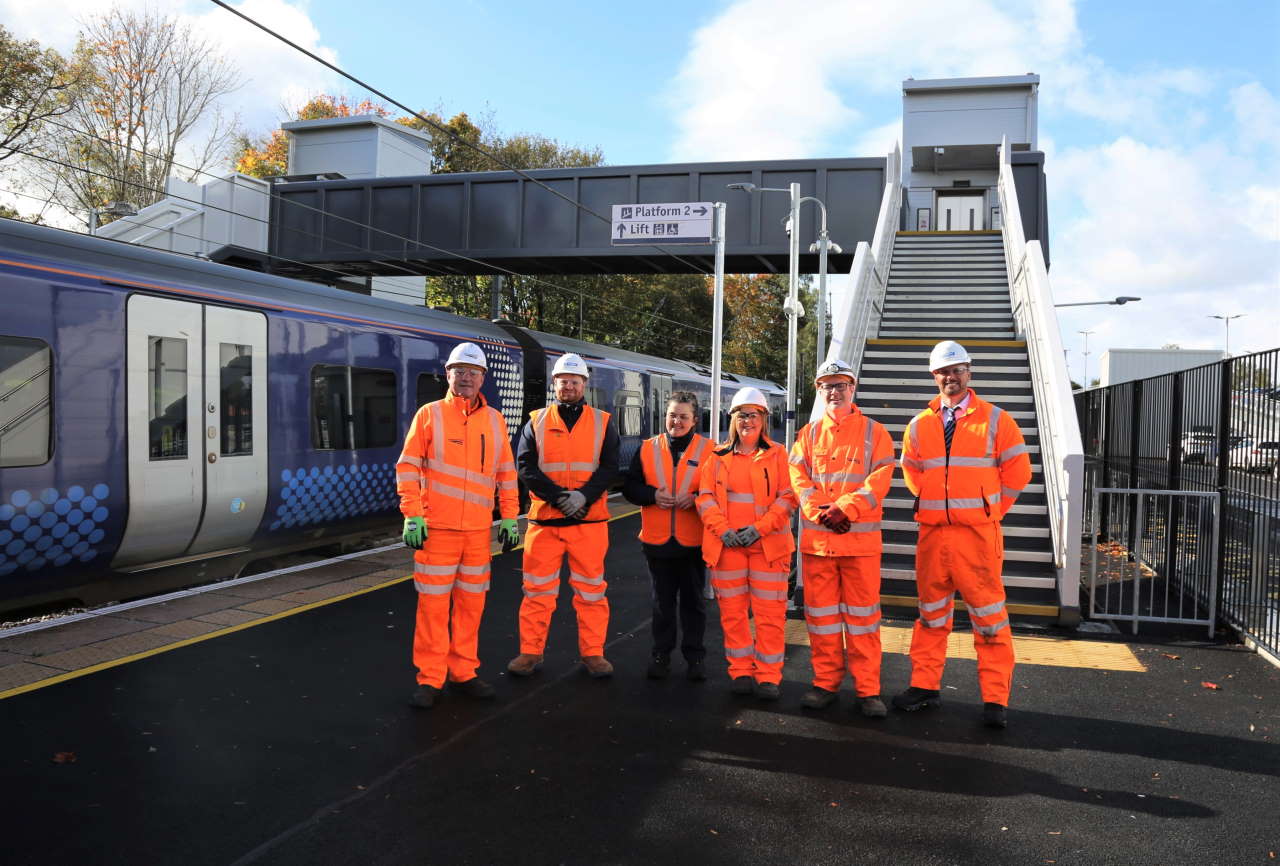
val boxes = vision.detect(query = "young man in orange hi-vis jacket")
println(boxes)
[622,391,714,682]
[789,358,896,718]
[894,340,1032,729]
[398,342,520,710]
[508,353,620,679]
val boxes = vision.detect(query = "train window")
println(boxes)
[219,343,252,456]
[311,365,398,450]
[614,389,643,437]
[148,336,188,460]
[416,373,447,407]
[311,365,348,449]
[351,367,397,448]
[0,336,52,467]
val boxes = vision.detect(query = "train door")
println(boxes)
[113,297,267,569]
[650,374,672,436]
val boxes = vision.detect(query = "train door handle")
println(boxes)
[208,453,218,464]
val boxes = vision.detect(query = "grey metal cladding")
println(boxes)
[1011,152,1050,268]
[268,157,887,276]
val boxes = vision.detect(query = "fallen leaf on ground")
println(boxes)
[52,752,76,764]
[1162,653,1181,660]
[1201,681,1221,690]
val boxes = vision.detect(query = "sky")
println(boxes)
[2,0,1277,381]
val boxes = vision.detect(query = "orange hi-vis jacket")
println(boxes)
[696,440,797,566]
[789,406,896,556]
[527,404,612,523]
[901,389,1031,526]
[638,433,713,547]
[396,391,518,530]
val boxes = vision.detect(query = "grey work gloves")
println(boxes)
[735,525,761,546]
[556,489,588,519]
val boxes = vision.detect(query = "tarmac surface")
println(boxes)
[3,512,1278,866]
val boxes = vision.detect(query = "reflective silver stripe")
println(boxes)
[523,571,559,586]
[754,650,785,664]
[918,456,948,470]
[727,492,755,503]
[695,499,713,514]
[920,596,952,612]
[488,409,505,470]
[497,461,516,473]
[987,492,1001,504]
[541,462,569,472]
[845,602,880,617]
[905,416,922,462]
[568,571,604,586]
[676,438,710,496]
[532,409,551,474]
[415,562,456,576]
[802,518,881,534]
[574,588,607,602]
[455,580,490,593]
[856,490,879,511]
[523,588,558,598]
[426,459,469,481]
[987,405,1002,458]
[862,416,875,481]
[789,453,808,466]
[870,455,895,471]
[725,645,754,658]
[414,581,454,595]
[919,497,987,510]
[975,618,1009,636]
[797,487,815,504]
[921,612,953,628]
[429,481,493,509]
[806,604,841,617]
[430,402,447,466]
[567,461,598,472]
[712,568,749,581]
[948,456,998,468]
[814,471,866,486]
[844,622,880,635]
[716,585,749,598]
[999,443,1026,463]
[1001,486,1023,503]
[748,571,787,584]
[398,454,424,468]
[807,622,845,635]
[499,479,518,490]
[396,471,420,483]
[648,437,668,491]
[901,457,925,472]
[591,406,604,469]
[458,564,489,576]
[970,600,1006,618]
[750,588,788,601]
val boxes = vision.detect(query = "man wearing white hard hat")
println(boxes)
[695,386,797,699]
[894,340,1031,728]
[397,341,521,709]
[788,358,895,717]
[509,352,620,679]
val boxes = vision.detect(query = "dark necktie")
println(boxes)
[943,411,956,454]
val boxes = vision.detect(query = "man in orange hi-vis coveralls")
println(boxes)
[398,342,520,710]
[894,340,1031,729]
[508,353,620,679]
[789,358,896,718]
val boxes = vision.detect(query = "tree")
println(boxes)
[0,25,86,165]
[719,273,819,408]
[33,7,241,225]
[397,110,603,173]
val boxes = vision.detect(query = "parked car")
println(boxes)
[1176,426,1217,463]
[1231,439,1280,478]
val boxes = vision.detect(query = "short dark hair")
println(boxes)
[668,391,699,414]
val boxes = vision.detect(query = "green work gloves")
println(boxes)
[402,516,426,550]
[498,518,520,552]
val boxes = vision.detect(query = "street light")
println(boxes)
[1054,296,1142,307]
[727,181,837,448]
[1208,314,1245,355]
[88,200,139,234]
[1078,329,1095,388]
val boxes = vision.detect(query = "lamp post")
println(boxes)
[1054,296,1142,308]
[1208,314,1244,355]
[727,182,837,447]
[1078,329,1095,388]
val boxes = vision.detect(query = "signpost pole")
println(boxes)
[710,202,726,444]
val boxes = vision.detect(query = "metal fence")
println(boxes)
[1075,348,1280,657]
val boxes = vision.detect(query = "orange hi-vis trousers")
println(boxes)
[412,528,492,688]
[518,522,610,656]
[710,545,788,684]
[801,553,882,696]
[909,522,1015,705]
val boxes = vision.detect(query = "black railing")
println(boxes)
[1076,348,1280,657]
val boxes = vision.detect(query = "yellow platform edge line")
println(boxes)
[880,593,1058,618]
[868,338,1026,347]
[0,508,643,701]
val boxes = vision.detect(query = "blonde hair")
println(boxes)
[721,404,770,453]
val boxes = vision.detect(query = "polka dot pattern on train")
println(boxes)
[487,345,523,438]
[0,484,111,576]
[270,464,398,531]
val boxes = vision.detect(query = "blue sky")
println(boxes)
[3,0,1277,378]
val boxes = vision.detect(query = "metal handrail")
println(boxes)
[997,135,1084,613]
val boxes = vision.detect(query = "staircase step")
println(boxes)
[880,520,1049,538]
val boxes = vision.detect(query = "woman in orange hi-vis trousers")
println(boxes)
[696,386,797,700]
[397,342,520,710]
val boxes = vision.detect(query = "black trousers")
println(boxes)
[646,547,707,661]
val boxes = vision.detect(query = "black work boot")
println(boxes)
[451,677,496,699]
[647,653,672,679]
[800,686,838,710]
[891,686,941,712]
[859,695,889,719]
[983,702,1008,729]
[686,659,707,682]
[730,675,754,695]
[754,681,780,701]
[409,684,440,709]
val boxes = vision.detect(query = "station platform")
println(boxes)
[2,504,1278,865]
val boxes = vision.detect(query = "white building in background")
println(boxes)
[1099,348,1227,386]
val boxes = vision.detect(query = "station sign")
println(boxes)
[611,202,713,245]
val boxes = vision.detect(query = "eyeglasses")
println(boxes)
[448,367,483,378]
[735,412,763,422]
[933,366,970,377]
[817,382,850,392]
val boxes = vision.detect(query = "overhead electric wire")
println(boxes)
[208,0,713,277]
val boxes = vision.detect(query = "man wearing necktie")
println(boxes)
[894,341,1031,728]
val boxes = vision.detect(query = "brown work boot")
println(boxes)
[581,655,614,678]
[506,653,543,677]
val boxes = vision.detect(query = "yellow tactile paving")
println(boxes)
[784,619,1146,672]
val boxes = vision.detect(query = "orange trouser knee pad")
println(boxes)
[710,546,789,682]
[412,528,492,687]
[518,522,610,656]
[910,523,1015,705]
[802,553,883,696]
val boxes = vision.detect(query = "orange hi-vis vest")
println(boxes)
[527,403,612,522]
[638,433,712,547]
[695,440,797,566]
[900,389,1032,526]
[789,406,896,556]
[396,391,518,530]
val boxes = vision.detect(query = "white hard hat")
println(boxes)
[445,341,488,370]
[729,386,769,413]
[928,340,972,372]
[551,352,590,380]
[814,358,856,384]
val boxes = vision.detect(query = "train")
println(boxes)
[0,217,785,615]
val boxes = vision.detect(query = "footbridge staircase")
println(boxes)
[822,141,1083,624]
